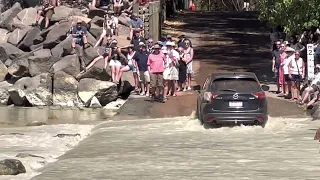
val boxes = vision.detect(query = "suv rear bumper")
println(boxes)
[202,112,268,125]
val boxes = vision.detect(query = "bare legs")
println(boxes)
[163,80,169,97]
[290,81,300,101]
[186,73,192,90]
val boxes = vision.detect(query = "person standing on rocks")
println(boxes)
[133,42,151,96]
[147,44,166,102]
[128,13,144,40]
[32,0,56,29]
[70,19,89,55]
[114,0,124,15]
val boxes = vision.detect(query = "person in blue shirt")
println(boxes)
[128,13,144,40]
[71,19,89,54]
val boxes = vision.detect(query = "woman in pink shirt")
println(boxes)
[278,43,287,96]
[147,44,166,102]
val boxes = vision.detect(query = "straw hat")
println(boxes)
[285,47,295,52]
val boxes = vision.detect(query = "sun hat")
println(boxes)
[166,35,172,39]
[139,42,146,46]
[166,41,175,46]
[153,44,161,49]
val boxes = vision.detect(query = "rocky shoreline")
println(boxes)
[0,2,134,108]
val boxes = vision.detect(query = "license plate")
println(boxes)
[229,101,243,107]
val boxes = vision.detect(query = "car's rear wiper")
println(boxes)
[219,89,237,92]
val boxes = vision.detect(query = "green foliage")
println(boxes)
[259,0,320,34]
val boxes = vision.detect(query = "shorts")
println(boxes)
[138,71,150,83]
[290,74,302,82]
[73,38,83,45]
[187,62,193,74]
[109,59,121,67]
[41,9,54,19]
[150,72,163,88]
[128,64,136,72]
[284,74,290,82]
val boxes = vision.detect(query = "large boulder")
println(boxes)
[34,23,59,44]
[0,43,25,61]
[91,16,104,26]
[43,21,72,49]
[78,78,118,106]
[118,71,134,97]
[52,71,81,107]
[0,28,10,44]
[89,23,102,38]
[7,58,29,77]
[7,26,32,46]
[16,7,37,26]
[51,6,84,22]
[118,24,130,36]
[0,159,26,175]
[8,73,52,106]
[18,27,41,51]
[51,54,80,78]
[76,59,112,81]
[118,13,131,27]
[0,2,22,29]
[88,9,107,19]
[51,35,72,57]
[28,49,58,76]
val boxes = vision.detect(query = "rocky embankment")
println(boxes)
[0,2,134,108]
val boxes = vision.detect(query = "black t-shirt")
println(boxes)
[272,49,282,68]
[132,51,149,72]
[130,37,146,51]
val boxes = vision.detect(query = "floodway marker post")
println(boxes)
[307,44,315,80]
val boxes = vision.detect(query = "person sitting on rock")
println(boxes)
[90,0,110,9]
[128,13,143,40]
[130,30,146,51]
[106,11,119,36]
[32,0,55,29]
[77,32,114,78]
[71,19,89,54]
[114,0,124,16]
[109,39,126,83]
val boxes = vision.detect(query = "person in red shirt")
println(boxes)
[147,44,166,102]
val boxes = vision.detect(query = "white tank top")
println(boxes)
[290,58,303,75]
[127,51,136,65]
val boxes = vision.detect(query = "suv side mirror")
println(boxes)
[261,84,270,91]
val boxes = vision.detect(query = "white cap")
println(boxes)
[166,41,175,46]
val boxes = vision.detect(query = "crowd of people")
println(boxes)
[271,28,320,110]
[31,0,195,103]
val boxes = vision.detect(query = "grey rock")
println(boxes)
[34,23,58,45]
[0,43,25,60]
[51,6,74,22]
[0,60,8,81]
[18,27,41,51]
[7,58,29,77]
[118,13,131,27]
[118,71,134,96]
[15,153,44,159]
[43,21,72,49]
[83,46,100,64]
[28,49,57,76]
[88,9,107,19]
[52,71,80,107]
[0,81,12,105]
[8,73,52,106]
[78,78,117,106]
[51,54,80,78]
[51,36,72,57]
[7,26,31,46]
[16,7,37,26]
[76,59,112,81]
[10,17,27,30]
[118,24,130,36]
[0,28,10,44]
[0,159,26,175]
[4,59,13,67]
[87,32,97,47]
[30,43,44,51]
[91,16,104,26]
[26,121,47,126]
[0,2,22,29]
[89,23,102,38]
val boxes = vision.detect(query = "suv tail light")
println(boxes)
[204,92,219,102]
[252,91,265,99]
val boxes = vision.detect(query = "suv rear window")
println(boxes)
[210,78,261,92]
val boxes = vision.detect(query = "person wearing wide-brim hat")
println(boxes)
[148,44,167,102]
[281,46,296,97]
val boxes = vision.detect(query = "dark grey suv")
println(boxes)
[196,72,268,128]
